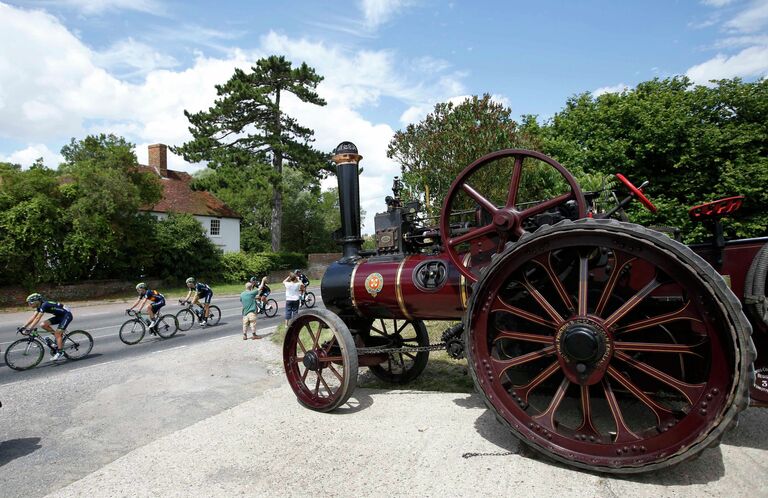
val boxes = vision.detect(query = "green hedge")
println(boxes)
[220,251,307,283]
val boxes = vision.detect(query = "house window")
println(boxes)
[210,219,221,236]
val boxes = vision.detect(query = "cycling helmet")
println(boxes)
[294,269,301,274]
[136,282,147,291]
[249,276,259,283]
[26,292,43,304]
[186,277,196,284]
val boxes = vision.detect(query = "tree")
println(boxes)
[281,168,342,253]
[174,55,330,251]
[149,213,222,281]
[387,94,539,214]
[531,77,768,241]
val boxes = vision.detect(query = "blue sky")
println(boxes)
[1,0,766,230]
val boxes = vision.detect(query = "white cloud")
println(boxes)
[592,83,630,97]
[701,0,737,6]
[94,38,180,77]
[686,45,768,83]
[725,0,768,33]
[714,34,768,47]
[31,0,164,15]
[1,143,63,168]
[359,0,411,29]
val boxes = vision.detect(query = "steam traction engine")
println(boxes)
[283,142,768,474]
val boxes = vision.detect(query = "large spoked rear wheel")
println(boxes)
[62,330,94,360]
[119,319,145,345]
[5,338,45,370]
[466,219,755,473]
[284,309,358,412]
[176,309,196,331]
[155,315,178,338]
[363,318,430,384]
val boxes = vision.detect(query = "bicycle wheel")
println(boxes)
[206,305,221,326]
[5,338,45,370]
[154,314,178,338]
[119,319,145,345]
[176,309,196,331]
[264,299,278,318]
[304,292,316,308]
[61,330,93,360]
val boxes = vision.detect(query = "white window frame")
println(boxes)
[210,218,221,237]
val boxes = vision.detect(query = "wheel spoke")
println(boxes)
[595,252,636,316]
[297,337,307,354]
[614,351,706,405]
[301,367,309,382]
[514,361,560,404]
[506,155,524,208]
[496,232,509,254]
[321,356,344,362]
[395,320,409,335]
[531,252,575,312]
[324,335,338,353]
[327,363,344,382]
[614,341,704,355]
[313,374,321,397]
[519,192,573,219]
[448,224,496,248]
[462,182,499,215]
[318,371,332,396]
[495,330,553,344]
[607,366,675,427]
[604,277,663,328]
[491,346,556,377]
[576,385,600,436]
[615,301,702,334]
[577,255,589,316]
[533,377,570,431]
[491,296,557,329]
[403,352,417,361]
[521,276,564,323]
[602,378,641,443]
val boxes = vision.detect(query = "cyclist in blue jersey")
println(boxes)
[250,275,270,311]
[295,269,310,303]
[183,277,213,326]
[126,283,165,332]
[21,293,73,361]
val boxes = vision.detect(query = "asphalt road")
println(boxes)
[0,290,316,385]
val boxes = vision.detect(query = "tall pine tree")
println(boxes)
[174,55,329,251]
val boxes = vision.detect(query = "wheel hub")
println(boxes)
[561,324,603,363]
[493,211,518,231]
[555,318,612,385]
[303,350,321,371]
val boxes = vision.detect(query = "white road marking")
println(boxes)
[151,345,187,354]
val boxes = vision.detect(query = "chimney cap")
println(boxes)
[334,141,357,155]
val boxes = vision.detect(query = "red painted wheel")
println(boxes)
[283,309,358,412]
[615,173,657,213]
[465,219,754,473]
[441,149,586,282]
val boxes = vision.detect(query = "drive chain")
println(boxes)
[356,342,447,355]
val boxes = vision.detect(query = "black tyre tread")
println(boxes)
[367,319,430,384]
[119,319,145,345]
[287,308,358,412]
[464,218,755,474]
[4,338,44,370]
[62,330,94,360]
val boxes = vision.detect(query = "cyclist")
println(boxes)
[21,293,73,361]
[183,277,213,326]
[126,283,165,332]
[295,269,310,304]
[250,276,270,313]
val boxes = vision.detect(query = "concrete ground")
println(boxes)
[20,340,768,497]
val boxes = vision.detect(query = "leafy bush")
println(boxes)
[149,213,222,282]
[220,251,308,283]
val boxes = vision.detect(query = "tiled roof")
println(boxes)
[138,166,241,219]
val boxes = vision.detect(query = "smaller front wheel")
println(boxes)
[206,305,221,326]
[155,315,178,338]
[176,309,196,331]
[119,319,145,345]
[264,299,278,318]
[61,330,94,360]
[304,292,316,308]
[5,338,45,370]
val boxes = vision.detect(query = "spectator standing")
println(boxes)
[240,281,261,340]
[283,272,303,326]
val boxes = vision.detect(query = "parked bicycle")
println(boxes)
[120,310,178,345]
[4,327,94,371]
[176,300,221,331]
[299,290,316,308]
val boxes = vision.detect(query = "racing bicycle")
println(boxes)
[4,327,94,371]
[176,301,221,331]
[299,290,316,308]
[120,309,178,345]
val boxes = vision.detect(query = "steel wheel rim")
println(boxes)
[467,228,739,469]
[284,314,350,410]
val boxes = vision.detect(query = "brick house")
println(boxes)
[140,144,241,253]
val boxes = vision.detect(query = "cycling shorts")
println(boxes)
[197,291,213,304]
[150,298,166,313]
[258,290,271,298]
[47,312,73,331]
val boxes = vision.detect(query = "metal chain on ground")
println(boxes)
[356,342,447,355]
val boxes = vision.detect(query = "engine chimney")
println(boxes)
[148,144,168,177]
[333,141,363,260]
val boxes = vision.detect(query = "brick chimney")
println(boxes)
[148,144,168,177]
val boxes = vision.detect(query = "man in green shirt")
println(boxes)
[240,281,261,340]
